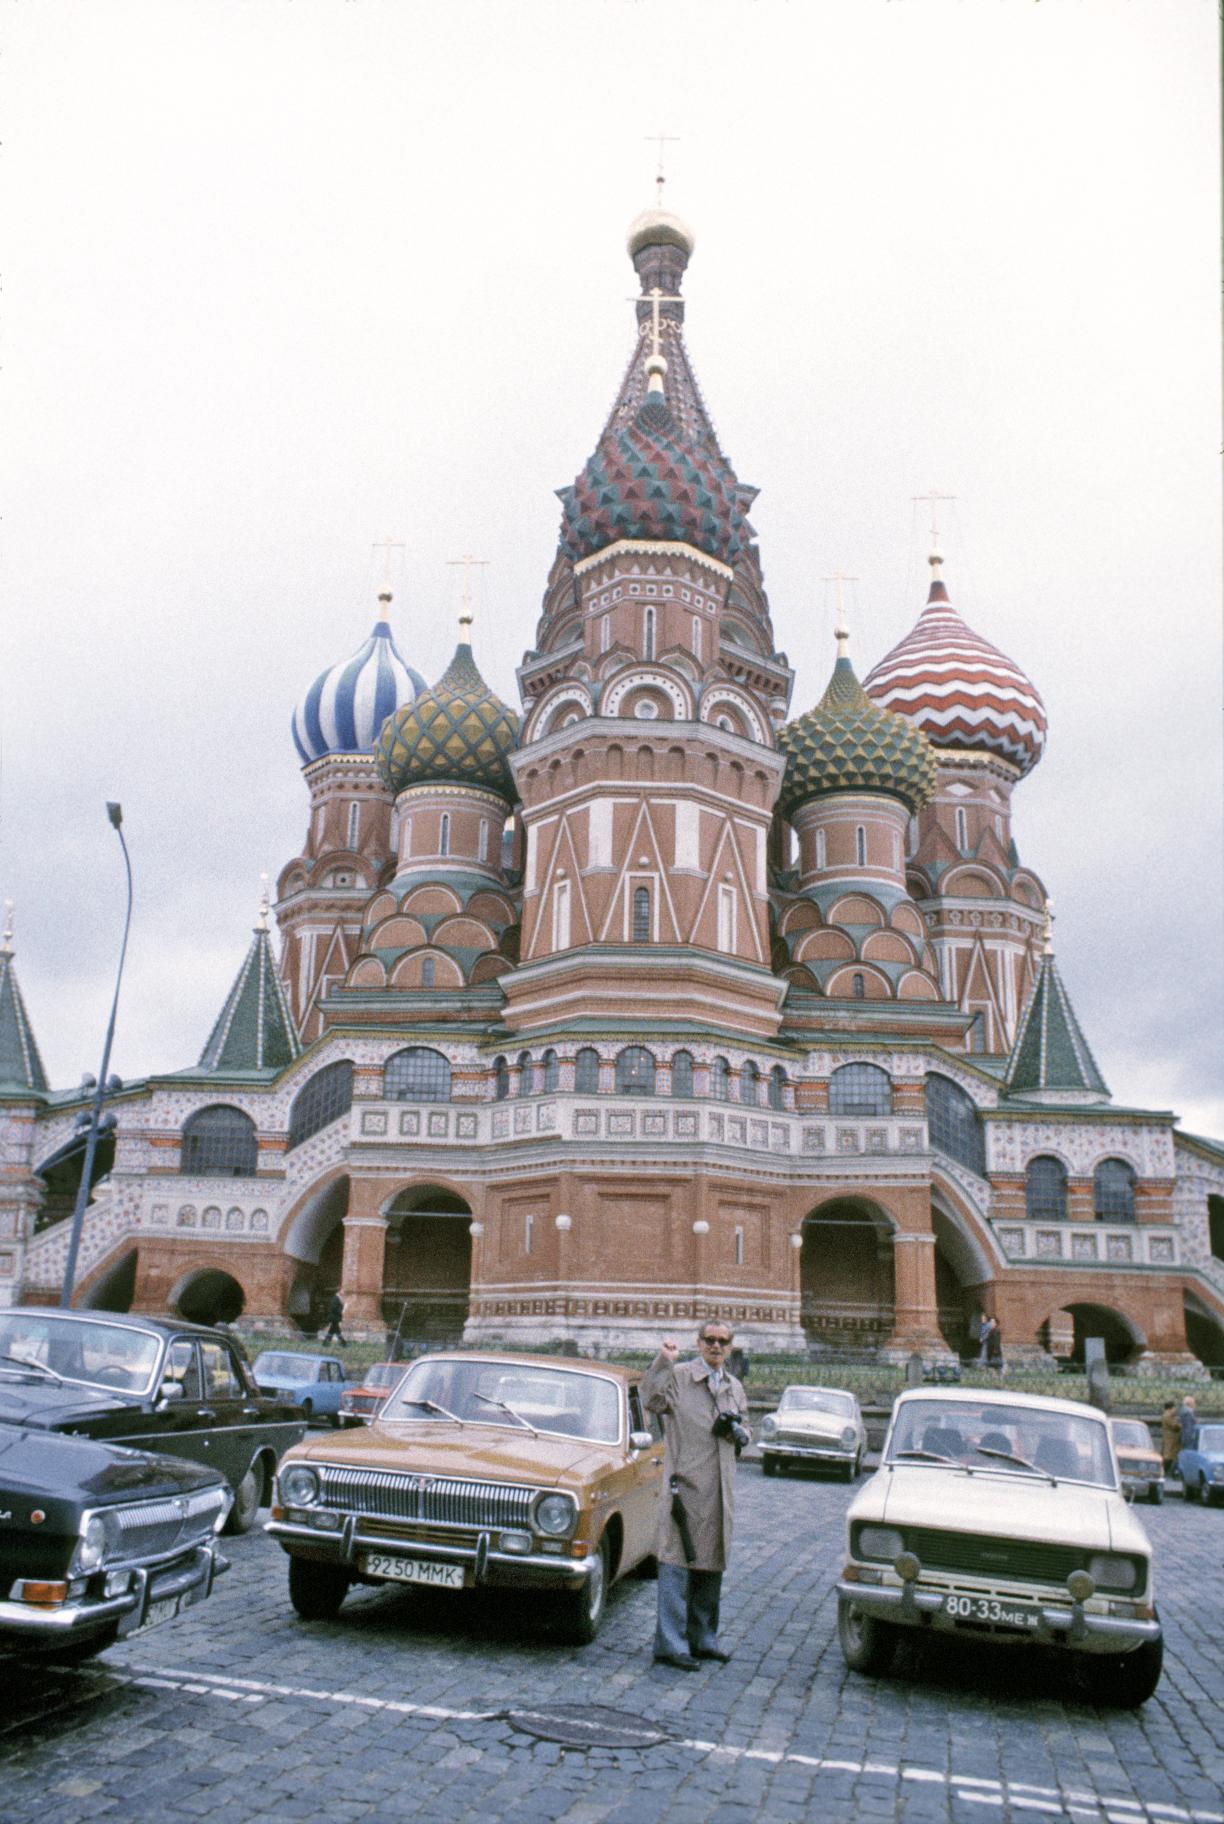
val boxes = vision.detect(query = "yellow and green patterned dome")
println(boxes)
[376,641,520,804]
[778,644,936,818]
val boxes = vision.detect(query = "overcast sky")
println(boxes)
[2,0,1220,1134]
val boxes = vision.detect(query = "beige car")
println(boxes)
[268,1353,664,1643]
[1110,1418,1165,1505]
[759,1385,866,1480]
[838,1387,1162,1707]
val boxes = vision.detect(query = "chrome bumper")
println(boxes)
[836,1577,1161,1655]
[266,1516,594,1587]
[764,1441,855,1460]
[0,1542,226,1646]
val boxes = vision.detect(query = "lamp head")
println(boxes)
[106,803,123,830]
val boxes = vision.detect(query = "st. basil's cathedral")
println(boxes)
[2,199,1222,1371]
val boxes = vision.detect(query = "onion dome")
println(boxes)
[376,638,520,804]
[778,626,936,818]
[627,206,695,262]
[291,594,425,766]
[863,556,1047,776]
[560,392,745,566]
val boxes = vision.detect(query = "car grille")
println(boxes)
[776,1431,842,1451]
[905,1527,1082,1586]
[108,1489,227,1564]
[318,1466,536,1530]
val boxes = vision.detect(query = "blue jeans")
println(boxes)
[654,1562,722,1658]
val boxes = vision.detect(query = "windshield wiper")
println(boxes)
[396,1397,466,1427]
[472,1392,538,1436]
[975,1445,1056,1483]
[893,1447,955,1464]
[0,1353,63,1383]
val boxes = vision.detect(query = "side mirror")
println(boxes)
[629,1430,654,1452]
[156,1381,185,1407]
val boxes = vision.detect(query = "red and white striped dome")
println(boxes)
[863,559,1047,776]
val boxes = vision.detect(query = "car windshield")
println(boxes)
[1111,1421,1155,1451]
[365,1364,404,1390]
[254,1353,315,1380]
[778,1387,854,1416]
[1197,1425,1224,1453]
[0,1312,161,1395]
[887,1399,1115,1487]
[382,1359,622,1443]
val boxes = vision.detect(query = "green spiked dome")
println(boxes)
[376,639,521,804]
[778,636,936,819]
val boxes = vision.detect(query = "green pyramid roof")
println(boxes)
[199,926,301,1073]
[1005,952,1109,1102]
[0,948,49,1093]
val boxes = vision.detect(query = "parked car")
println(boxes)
[0,1308,305,1534]
[268,1352,665,1643]
[1110,1418,1164,1504]
[252,1352,349,1426]
[0,1425,231,1661]
[1177,1422,1224,1505]
[837,1387,1162,1706]
[338,1361,406,1425]
[759,1385,866,1479]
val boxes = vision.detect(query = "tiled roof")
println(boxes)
[199,927,301,1073]
[1005,953,1109,1099]
[0,950,48,1093]
[778,654,936,817]
[376,643,520,803]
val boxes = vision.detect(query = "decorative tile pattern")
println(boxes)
[537,1105,556,1132]
[728,1117,747,1145]
[707,1114,724,1141]
[770,1123,790,1151]
[513,1107,531,1135]
[750,1120,768,1148]
[1035,1230,1063,1257]
[1071,1232,1098,1260]
[1106,1234,1134,1262]
[867,1128,888,1154]
[803,1126,826,1152]
[492,1111,509,1138]
[607,1113,635,1137]
[427,1112,448,1137]
[674,1113,698,1138]
[837,1128,859,1154]
[643,1113,667,1138]
[574,1112,599,1138]
[456,1114,477,1139]
[899,1128,923,1152]
[1148,1236,1175,1264]
[997,1226,1026,1255]
[398,1111,420,1137]
[361,1111,389,1136]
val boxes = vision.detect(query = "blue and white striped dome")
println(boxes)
[292,599,426,765]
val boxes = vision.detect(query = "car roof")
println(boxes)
[405,1350,632,1385]
[3,1306,230,1344]
[894,1385,1109,1423]
[781,1384,855,1395]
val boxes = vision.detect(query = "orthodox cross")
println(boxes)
[823,571,859,655]
[642,285,683,360]
[371,535,406,592]
[645,130,679,205]
[912,489,956,552]
[257,873,270,932]
[1,900,12,956]
[447,554,489,631]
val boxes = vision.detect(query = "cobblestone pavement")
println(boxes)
[3,1467,1222,1824]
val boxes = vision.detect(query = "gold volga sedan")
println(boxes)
[267,1353,664,1642]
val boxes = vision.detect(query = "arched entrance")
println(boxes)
[1185,1292,1224,1370]
[383,1186,472,1348]
[79,1247,137,1313]
[170,1267,246,1326]
[281,1175,348,1333]
[1043,1301,1146,1366]
[929,1198,997,1357]
[799,1199,895,1352]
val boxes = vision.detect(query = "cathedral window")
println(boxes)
[479,819,489,862]
[734,1226,744,1267]
[347,802,360,849]
[385,1047,452,1103]
[892,831,901,870]
[829,1063,891,1117]
[692,617,702,660]
[574,1047,600,1093]
[180,1106,258,1179]
[741,1061,761,1106]
[855,826,867,867]
[542,1049,560,1093]
[601,615,611,653]
[287,1061,353,1151]
[769,1066,788,1112]
[493,1056,510,1100]
[553,879,571,950]
[524,1212,534,1254]
[1026,1155,1067,1221]
[956,806,968,851]
[1094,1158,1137,1223]
[671,1050,694,1097]
[616,1046,656,1095]
[815,829,827,870]
[516,1050,532,1096]
[632,886,651,943]
[925,1073,986,1177]
[403,817,412,857]
[710,1056,731,1101]
[852,973,865,998]
[643,606,656,659]
[421,957,436,987]
[439,812,451,857]
[717,884,736,952]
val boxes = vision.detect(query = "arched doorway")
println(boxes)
[1184,1292,1224,1370]
[281,1175,348,1333]
[799,1199,895,1352]
[383,1186,472,1348]
[1044,1301,1146,1367]
[78,1247,138,1313]
[170,1267,246,1326]
[929,1198,997,1357]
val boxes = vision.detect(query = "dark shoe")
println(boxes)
[692,1647,731,1662]
[653,1652,700,1671]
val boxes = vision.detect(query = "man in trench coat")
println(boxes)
[641,1319,750,1670]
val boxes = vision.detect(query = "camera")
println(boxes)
[712,1412,751,1453]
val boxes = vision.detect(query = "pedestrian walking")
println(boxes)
[1160,1400,1180,1475]
[641,1320,750,1671]
[977,1313,996,1366]
[322,1291,348,1346]
[986,1315,1004,1371]
[1177,1394,1199,1453]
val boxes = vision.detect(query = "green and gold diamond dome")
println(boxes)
[376,641,520,804]
[778,650,936,818]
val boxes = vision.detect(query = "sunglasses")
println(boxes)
[701,1337,731,1347]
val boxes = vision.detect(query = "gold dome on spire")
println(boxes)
[627,207,695,261]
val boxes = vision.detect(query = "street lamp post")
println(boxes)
[60,804,133,1308]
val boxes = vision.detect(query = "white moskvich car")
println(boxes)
[837,1386,1162,1707]
[759,1385,866,1480]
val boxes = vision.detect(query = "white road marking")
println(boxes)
[78,1662,1224,1824]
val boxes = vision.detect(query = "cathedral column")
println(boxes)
[338,1176,388,1328]
[884,1186,949,1355]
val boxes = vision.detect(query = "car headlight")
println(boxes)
[73,1514,108,1573]
[856,1524,904,1562]
[761,1416,777,1438]
[1213,1465,1224,1481]
[280,1463,321,1507]
[1086,1553,1139,1593]
[532,1492,579,1538]
[840,1426,857,1448]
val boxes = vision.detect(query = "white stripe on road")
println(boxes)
[83,1663,1224,1824]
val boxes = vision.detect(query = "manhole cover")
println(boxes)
[505,1703,670,1750]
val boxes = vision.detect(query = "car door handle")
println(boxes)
[241,1406,260,1417]
[198,1408,217,1422]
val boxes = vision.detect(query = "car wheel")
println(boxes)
[1184,1477,1200,1503]
[837,1595,899,1676]
[632,1553,659,1580]
[1085,1637,1163,1708]
[288,1555,351,1621]
[1149,1482,1164,1505]
[762,1454,778,1477]
[301,1398,314,1420]
[224,1458,266,1535]
[554,1536,609,1645]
